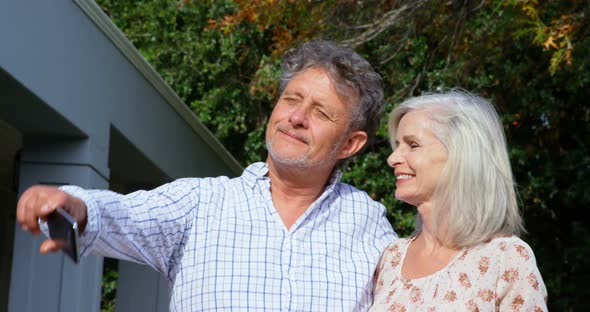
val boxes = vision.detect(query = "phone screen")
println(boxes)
[47,207,80,263]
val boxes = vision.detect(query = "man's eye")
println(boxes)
[410,142,419,148]
[283,97,299,104]
[316,109,331,120]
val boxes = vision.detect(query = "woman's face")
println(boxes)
[387,110,448,206]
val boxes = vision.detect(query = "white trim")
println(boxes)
[73,0,242,174]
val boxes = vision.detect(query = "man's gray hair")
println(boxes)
[279,40,384,146]
[388,89,524,248]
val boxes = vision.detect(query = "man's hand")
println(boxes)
[16,186,87,254]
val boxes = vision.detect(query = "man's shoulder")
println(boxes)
[170,174,240,192]
[174,175,232,185]
[331,181,397,245]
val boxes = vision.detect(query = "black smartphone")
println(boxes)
[47,207,80,263]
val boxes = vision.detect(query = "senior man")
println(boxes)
[17,40,397,311]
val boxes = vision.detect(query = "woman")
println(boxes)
[371,91,547,311]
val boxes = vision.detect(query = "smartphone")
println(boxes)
[47,207,80,263]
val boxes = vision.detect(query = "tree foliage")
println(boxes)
[97,0,589,310]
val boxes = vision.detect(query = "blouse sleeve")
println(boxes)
[496,239,548,312]
[372,242,391,293]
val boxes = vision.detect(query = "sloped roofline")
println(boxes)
[74,0,243,175]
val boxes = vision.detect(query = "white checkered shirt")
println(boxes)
[61,162,397,311]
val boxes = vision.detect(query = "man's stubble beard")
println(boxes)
[265,133,346,170]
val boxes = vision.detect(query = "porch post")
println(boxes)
[9,138,107,312]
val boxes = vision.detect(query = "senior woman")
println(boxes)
[371,91,547,311]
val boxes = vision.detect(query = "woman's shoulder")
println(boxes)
[474,235,534,252]
[381,237,412,259]
[489,235,530,245]
[385,236,413,250]
[476,238,547,308]
[466,235,538,266]
[374,236,413,278]
[452,236,542,288]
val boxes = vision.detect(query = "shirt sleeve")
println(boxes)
[60,178,206,276]
[496,239,548,312]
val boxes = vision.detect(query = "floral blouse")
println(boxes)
[370,236,547,311]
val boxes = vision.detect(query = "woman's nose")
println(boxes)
[387,148,403,168]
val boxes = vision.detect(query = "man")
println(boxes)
[17,40,397,311]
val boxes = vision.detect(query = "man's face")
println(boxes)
[266,67,364,170]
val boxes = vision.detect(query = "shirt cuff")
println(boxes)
[59,185,101,257]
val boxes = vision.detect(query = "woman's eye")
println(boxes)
[410,142,419,149]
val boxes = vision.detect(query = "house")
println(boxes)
[0,1,242,311]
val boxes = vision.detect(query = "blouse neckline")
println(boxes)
[398,235,467,282]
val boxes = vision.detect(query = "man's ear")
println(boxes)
[337,130,368,159]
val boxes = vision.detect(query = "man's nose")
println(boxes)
[288,106,309,129]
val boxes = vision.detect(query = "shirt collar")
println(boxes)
[242,162,342,189]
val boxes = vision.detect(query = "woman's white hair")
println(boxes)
[388,89,524,248]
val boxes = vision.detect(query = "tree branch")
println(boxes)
[341,0,430,48]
